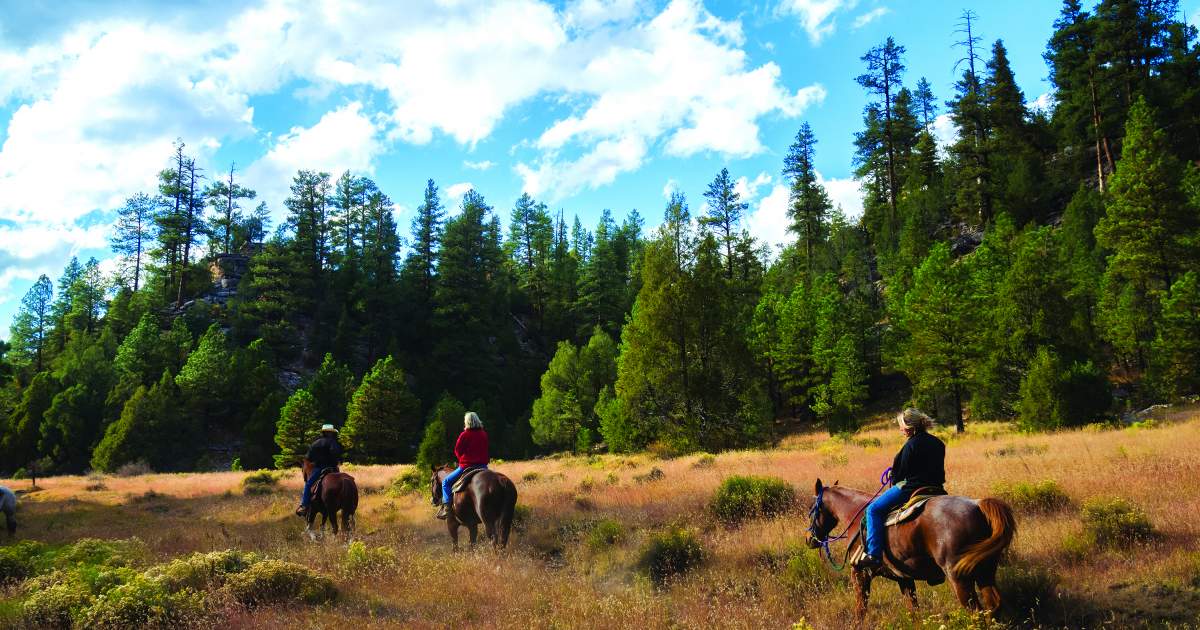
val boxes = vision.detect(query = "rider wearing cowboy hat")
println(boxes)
[857,408,945,570]
[296,423,343,517]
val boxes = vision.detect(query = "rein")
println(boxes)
[807,467,891,571]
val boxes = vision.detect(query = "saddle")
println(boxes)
[885,486,947,526]
[309,466,339,501]
[452,467,486,493]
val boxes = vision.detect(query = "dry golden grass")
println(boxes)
[4,410,1200,629]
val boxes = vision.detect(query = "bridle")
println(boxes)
[807,467,892,571]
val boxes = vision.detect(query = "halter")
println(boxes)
[807,467,892,571]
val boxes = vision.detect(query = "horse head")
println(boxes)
[430,464,450,506]
[806,478,839,549]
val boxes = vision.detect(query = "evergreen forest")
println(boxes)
[3,1,1200,475]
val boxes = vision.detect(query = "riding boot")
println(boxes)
[436,504,449,520]
[295,504,307,518]
[856,553,882,570]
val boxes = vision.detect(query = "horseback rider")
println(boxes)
[436,411,489,520]
[857,408,945,570]
[296,424,343,517]
[1,485,16,537]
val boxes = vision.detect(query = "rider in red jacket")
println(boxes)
[437,411,490,519]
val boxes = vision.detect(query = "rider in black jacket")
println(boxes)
[296,424,343,517]
[857,408,946,569]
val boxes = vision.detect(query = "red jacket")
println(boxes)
[455,428,489,467]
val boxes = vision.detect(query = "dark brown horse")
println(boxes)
[430,465,518,551]
[807,478,1015,622]
[301,458,358,540]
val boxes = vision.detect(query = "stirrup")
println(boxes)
[435,504,449,520]
[855,553,882,570]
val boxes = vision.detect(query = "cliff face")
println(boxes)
[208,254,251,304]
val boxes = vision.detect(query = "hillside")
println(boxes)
[3,413,1200,629]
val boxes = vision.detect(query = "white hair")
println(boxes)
[464,411,483,429]
[897,408,935,431]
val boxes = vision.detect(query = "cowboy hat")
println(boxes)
[320,424,338,433]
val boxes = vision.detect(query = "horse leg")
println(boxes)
[448,520,460,552]
[306,510,318,541]
[949,575,981,610]
[898,579,918,614]
[851,568,872,626]
[329,508,339,536]
[341,511,353,538]
[467,524,478,550]
[975,563,1002,614]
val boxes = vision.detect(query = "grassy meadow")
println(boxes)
[3,410,1200,629]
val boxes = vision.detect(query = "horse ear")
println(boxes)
[833,479,839,487]
[814,478,823,493]
[431,464,439,472]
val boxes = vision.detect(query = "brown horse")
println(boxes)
[300,458,358,540]
[430,465,518,551]
[807,478,1015,622]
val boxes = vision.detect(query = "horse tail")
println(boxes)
[497,475,518,548]
[342,474,359,515]
[952,498,1016,578]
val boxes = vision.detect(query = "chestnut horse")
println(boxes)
[807,478,1015,622]
[430,465,518,551]
[300,458,358,540]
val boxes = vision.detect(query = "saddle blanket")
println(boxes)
[885,495,937,527]
[452,467,486,493]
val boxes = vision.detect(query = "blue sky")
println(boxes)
[1,0,1198,333]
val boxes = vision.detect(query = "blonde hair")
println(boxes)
[897,408,935,432]
[464,411,483,429]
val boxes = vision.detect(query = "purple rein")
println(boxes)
[807,467,892,571]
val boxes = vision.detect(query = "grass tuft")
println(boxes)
[993,479,1071,513]
[638,526,705,587]
[709,475,795,525]
[1080,496,1156,546]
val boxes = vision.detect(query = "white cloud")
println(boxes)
[662,178,680,199]
[777,0,859,44]
[931,112,957,152]
[746,183,791,251]
[242,101,384,221]
[735,172,773,202]
[446,182,475,205]
[818,171,863,219]
[1029,91,1056,116]
[463,160,495,171]
[852,7,889,29]
[519,0,825,199]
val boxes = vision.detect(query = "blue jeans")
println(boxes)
[864,485,911,557]
[442,464,487,504]
[301,468,330,507]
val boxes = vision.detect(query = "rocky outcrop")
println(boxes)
[208,254,251,304]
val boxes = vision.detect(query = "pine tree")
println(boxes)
[700,168,748,278]
[913,77,938,130]
[274,389,320,469]
[782,123,832,278]
[1150,272,1200,398]
[416,392,464,469]
[206,164,256,255]
[856,37,907,221]
[898,243,980,432]
[92,371,197,472]
[343,356,422,464]
[8,276,54,372]
[2,372,57,469]
[175,324,234,427]
[308,353,355,429]
[112,193,156,291]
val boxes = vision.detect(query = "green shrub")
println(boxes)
[638,526,705,586]
[1081,496,1155,546]
[993,480,1071,513]
[344,541,396,575]
[0,541,48,583]
[710,475,795,524]
[997,562,1060,617]
[522,471,541,482]
[240,470,280,495]
[55,538,145,569]
[1060,532,1093,560]
[692,453,716,469]
[80,575,208,629]
[586,519,626,550]
[222,559,336,606]
[634,467,665,483]
[779,546,835,591]
[145,550,261,593]
[22,579,94,628]
[387,468,426,497]
[512,504,532,533]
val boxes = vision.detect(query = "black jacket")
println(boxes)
[891,431,945,489]
[306,435,343,469]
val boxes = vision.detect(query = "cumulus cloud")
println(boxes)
[735,172,773,202]
[746,183,791,251]
[662,178,681,199]
[242,101,384,217]
[518,0,825,199]
[445,182,475,206]
[819,172,863,219]
[777,0,860,44]
[1029,91,1056,116]
[852,7,889,29]
[930,113,957,153]
[463,160,495,171]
